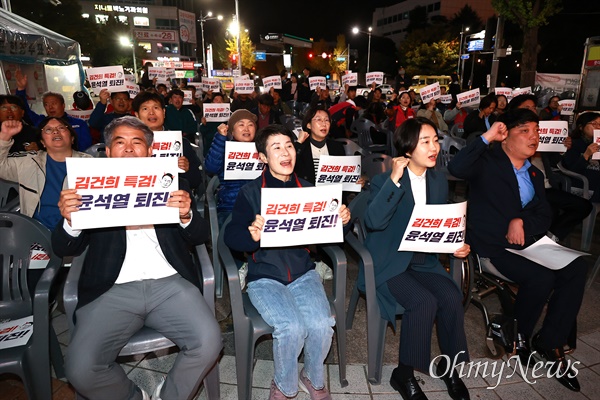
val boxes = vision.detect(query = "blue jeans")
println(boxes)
[247,269,334,397]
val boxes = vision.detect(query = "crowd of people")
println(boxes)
[0,64,598,400]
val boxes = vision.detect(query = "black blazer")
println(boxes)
[448,138,551,258]
[294,139,345,185]
[51,183,210,310]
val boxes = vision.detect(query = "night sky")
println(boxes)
[197,0,396,43]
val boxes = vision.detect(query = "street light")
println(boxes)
[119,36,137,82]
[352,26,373,73]
[458,26,470,89]
[234,0,242,76]
[199,11,223,77]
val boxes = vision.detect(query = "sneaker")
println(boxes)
[298,368,331,400]
[315,261,333,281]
[269,380,290,400]
[152,376,166,400]
[239,262,248,289]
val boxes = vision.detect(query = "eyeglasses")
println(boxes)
[42,126,69,135]
[312,118,330,124]
[587,121,600,129]
[0,105,20,112]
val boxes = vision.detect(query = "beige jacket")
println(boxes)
[0,139,92,217]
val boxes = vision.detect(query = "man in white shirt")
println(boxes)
[52,116,221,400]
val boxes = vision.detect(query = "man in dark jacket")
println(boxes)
[52,116,221,400]
[88,89,131,140]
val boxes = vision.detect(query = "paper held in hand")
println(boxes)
[260,185,344,247]
[505,236,589,270]
[315,155,361,192]
[398,202,467,253]
[66,157,180,230]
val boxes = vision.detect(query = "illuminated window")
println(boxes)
[95,14,108,24]
[138,42,152,53]
[82,13,89,18]
[134,17,149,26]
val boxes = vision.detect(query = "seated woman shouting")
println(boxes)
[363,117,470,400]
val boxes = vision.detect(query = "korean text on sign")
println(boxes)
[365,72,384,85]
[309,77,326,91]
[66,157,180,230]
[420,82,441,104]
[85,66,128,96]
[263,75,282,89]
[203,103,231,122]
[151,131,183,159]
[224,141,264,180]
[315,155,361,192]
[398,201,467,253]
[537,121,568,152]
[234,79,254,94]
[456,88,480,107]
[0,316,33,350]
[342,73,358,87]
[260,184,344,247]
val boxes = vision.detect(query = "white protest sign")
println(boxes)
[309,76,327,91]
[224,141,265,180]
[456,88,481,107]
[366,72,384,86]
[182,90,193,105]
[234,78,254,94]
[28,243,50,270]
[186,82,203,97]
[67,157,179,230]
[315,155,361,192]
[398,201,467,253]
[240,74,250,80]
[151,131,183,158]
[201,78,220,92]
[593,130,600,160]
[420,82,441,104]
[66,109,93,122]
[512,86,532,97]
[260,184,344,247]
[148,67,175,85]
[505,236,589,270]
[537,121,568,152]
[341,73,358,87]
[440,94,453,104]
[262,75,282,90]
[0,316,33,350]
[203,103,231,122]
[125,74,135,83]
[85,66,128,95]
[494,87,513,101]
[126,82,139,98]
[558,99,576,115]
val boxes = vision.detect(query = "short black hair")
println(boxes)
[255,124,296,155]
[131,91,165,112]
[110,91,129,99]
[506,94,538,112]
[497,108,539,131]
[258,93,274,106]
[170,89,184,97]
[0,95,25,109]
[302,105,330,132]
[572,112,600,139]
[393,117,438,157]
[479,93,498,110]
[38,116,78,150]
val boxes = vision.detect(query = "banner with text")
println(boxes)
[234,78,254,94]
[558,99,576,115]
[537,121,568,152]
[262,75,282,90]
[440,94,453,104]
[66,109,93,122]
[148,67,175,85]
[182,90,193,105]
[366,71,384,86]
[398,201,467,253]
[224,141,265,180]
[201,78,221,92]
[420,82,441,104]
[456,88,480,107]
[494,87,513,101]
[309,76,327,90]
[178,9,197,44]
[151,131,183,159]
[86,66,128,95]
[315,155,361,192]
[341,72,358,87]
[66,157,180,230]
[512,86,532,97]
[203,103,231,122]
[260,184,344,247]
[0,316,33,350]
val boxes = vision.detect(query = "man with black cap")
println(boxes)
[165,89,198,142]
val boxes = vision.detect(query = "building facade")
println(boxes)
[78,0,197,62]
[372,0,495,45]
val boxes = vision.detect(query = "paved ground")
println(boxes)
[1,223,599,399]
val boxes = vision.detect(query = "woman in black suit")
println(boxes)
[294,105,345,184]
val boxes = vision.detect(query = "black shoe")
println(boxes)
[436,359,470,400]
[532,334,580,392]
[515,333,535,367]
[389,368,428,400]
